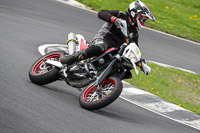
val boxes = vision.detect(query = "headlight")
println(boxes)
[128,51,137,62]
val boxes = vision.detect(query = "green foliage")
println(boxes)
[125,63,200,114]
[77,0,200,42]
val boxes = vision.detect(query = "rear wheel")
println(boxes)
[79,76,122,110]
[29,51,65,85]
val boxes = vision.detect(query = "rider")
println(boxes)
[61,0,156,75]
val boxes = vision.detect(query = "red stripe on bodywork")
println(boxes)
[80,38,88,51]
[104,48,115,53]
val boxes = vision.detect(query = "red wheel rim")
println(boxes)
[83,79,116,102]
[32,53,62,75]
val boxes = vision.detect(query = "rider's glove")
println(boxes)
[114,19,123,28]
[137,59,151,75]
[110,16,122,29]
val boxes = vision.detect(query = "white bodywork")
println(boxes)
[123,42,142,75]
[76,34,88,51]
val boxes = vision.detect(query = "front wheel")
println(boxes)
[79,76,122,110]
[29,51,65,85]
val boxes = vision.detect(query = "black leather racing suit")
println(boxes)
[90,9,139,52]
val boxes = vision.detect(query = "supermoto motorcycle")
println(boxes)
[29,20,151,110]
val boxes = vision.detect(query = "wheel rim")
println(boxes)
[83,79,116,102]
[32,53,62,75]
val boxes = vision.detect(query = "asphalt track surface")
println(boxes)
[0,0,199,133]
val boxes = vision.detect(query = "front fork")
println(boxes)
[93,44,127,87]
[94,58,118,87]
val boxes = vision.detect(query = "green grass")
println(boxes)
[124,63,200,114]
[77,0,200,42]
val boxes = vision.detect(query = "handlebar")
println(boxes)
[119,20,128,38]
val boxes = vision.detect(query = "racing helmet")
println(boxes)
[126,0,156,30]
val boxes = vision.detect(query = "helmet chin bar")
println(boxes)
[136,17,145,30]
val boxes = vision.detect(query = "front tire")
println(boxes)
[79,76,122,110]
[29,51,65,85]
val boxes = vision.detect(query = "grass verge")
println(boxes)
[124,62,200,114]
[77,0,200,42]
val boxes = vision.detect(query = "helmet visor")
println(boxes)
[138,14,148,24]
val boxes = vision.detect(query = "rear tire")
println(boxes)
[79,76,122,110]
[29,51,65,85]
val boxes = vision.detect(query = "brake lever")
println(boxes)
[119,20,128,38]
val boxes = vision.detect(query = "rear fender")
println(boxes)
[76,34,89,51]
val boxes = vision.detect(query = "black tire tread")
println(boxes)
[79,76,122,110]
[29,51,65,85]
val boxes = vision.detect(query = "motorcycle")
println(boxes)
[29,20,151,110]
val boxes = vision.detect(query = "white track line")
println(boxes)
[121,82,200,130]
[120,96,200,131]
[144,27,200,46]
[148,60,197,74]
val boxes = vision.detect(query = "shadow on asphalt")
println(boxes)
[91,105,147,125]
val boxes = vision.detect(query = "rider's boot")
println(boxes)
[61,51,85,65]
[61,45,103,65]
